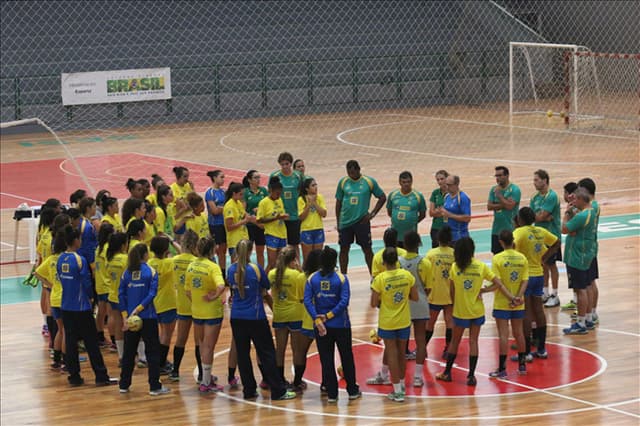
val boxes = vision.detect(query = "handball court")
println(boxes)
[1,106,638,424]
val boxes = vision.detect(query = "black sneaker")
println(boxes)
[96,377,118,387]
[68,377,85,387]
[244,391,259,400]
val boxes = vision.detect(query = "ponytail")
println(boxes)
[273,247,296,292]
[127,243,148,272]
[234,239,253,299]
[107,233,128,261]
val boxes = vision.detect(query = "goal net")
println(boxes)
[510,41,639,130]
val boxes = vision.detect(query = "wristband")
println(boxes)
[326,311,334,320]
[315,318,324,326]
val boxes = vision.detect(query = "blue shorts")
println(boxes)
[300,229,325,245]
[265,235,287,250]
[193,317,223,326]
[209,224,227,245]
[300,328,315,339]
[453,316,485,328]
[176,314,192,321]
[567,266,591,290]
[338,220,372,248]
[284,220,301,245]
[491,234,504,255]
[272,321,302,331]
[109,301,120,311]
[157,309,177,324]
[588,257,599,281]
[51,307,62,320]
[525,275,544,297]
[429,303,451,312]
[493,309,525,320]
[247,223,266,246]
[96,293,109,302]
[378,326,411,340]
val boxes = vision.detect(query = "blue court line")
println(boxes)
[2,213,638,305]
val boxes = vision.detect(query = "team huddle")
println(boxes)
[32,151,601,403]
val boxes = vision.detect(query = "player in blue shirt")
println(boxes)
[439,175,471,242]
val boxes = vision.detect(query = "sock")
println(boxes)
[293,364,305,386]
[518,352,526,366]
[445,353,456,374]
[445,328,452,346]
[592,308,597,315]
[499,354,506,371]
[537,326,547,352]
[137,341,146,362]
[425,329,434,344]
[116,340,124,358]
[586,312,593,322]
[159,344,170,367]
[393,382,402,393]
[577,316,586,327]
[277,366,286,383]
[228,367,237,382]
[202,364,212,385]
[195,345,202,381]
[414,363,423,377]
[468,355,478,377]
[381,364,390,379]
[543,287,549,297]
[173,346,185,374]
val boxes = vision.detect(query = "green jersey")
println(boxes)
[488,183,521,235]
[243,186,269,216]
[335,175,384,229]
[591,199,600,256]
[564,207,597,270]
[530,189,561,238]
[429,188,446,230]
[386,189,426,241]
[270,170,303,220]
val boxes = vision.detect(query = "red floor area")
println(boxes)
[1,152,247,209]
[303,337,602,396]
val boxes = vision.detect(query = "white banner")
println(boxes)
[61,67,171,106]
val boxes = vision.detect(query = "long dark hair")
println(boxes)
[454,237,475,272]
[156,184,171,214]
[299,178,314,206]
[121,198,144,227]
[225,182,244,202]
[437,225,453,247]
[150,236,170,259]
[127,243,148,272]
[242,170,258,188]
[97,223,115,253]
[127,218,146,241]
[319,246,338,276]
[107,233,128,261]
[302,249,323,277]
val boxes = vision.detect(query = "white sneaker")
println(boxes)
[366,371,391,385]
[413,376,424,387]
[149,386,171,396]
[544,295,560,308]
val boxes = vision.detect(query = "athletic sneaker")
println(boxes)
[108,343,118,353]
[518,364,527,375]
[413,376,424,387]
[544,295,560,308]
[149,386,171,396]
[366,372,391,385]
[327,397,338,403]
[272,390,296,401]
[563,323,588,335]
[348,391,362,400]
[259,380,269,390]
[488,369,507,379]
[387,391,405,402]
[466,376,477,386]
[561,300,577,311]
[169,372,180,382]
[585,321,596,330]
[592,313,600,324]
[228,376,240,390]
[198,383,223,393]
[510,353,533,363]
[159,364,172,375]
[119,387,129,393]
[435,372,452,382]
[50,361,62,371]
[533,350,548,359]
[41,324,49,337]
[405,350,416,360]
[137,360,148,368]
[541,294,550,303]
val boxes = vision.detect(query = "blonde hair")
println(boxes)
[181,229,199,255]
[196,236,216,258]
[273,246,297,293]
[234,239,253,299]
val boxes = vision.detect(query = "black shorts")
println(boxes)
[545,247,562,264]
[284,220,301,245]
[247,223,266,246]
[429,227,439,249]
[567,265,591,290]
[588,257,599,281]
[209,224,227,245]
[338,220,372,248]
[491,234,504,255]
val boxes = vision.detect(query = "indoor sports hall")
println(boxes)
[1,2,638,424]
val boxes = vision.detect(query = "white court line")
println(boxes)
[0,192,45,205]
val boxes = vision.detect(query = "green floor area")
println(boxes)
[2,213,638,305]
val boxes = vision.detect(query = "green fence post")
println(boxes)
[214,64,221,112]
[352,58,359,103]
[307,60,314,106]
[261,63,267,109]
[13,77,21,120]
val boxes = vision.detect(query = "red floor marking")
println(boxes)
[1,153,249,209]
[303,338,602,396]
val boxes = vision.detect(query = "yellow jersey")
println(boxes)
[102,213,123,232]
[36,254,61,306]
[298,194,326,232]
[185,257,225,320]
[513,225,558,277]
[144,220,157,246]
[268,267,306,322]
[491,249,528,311]
[185,212,209,239]
[146,193,158,207]
[425,246,455,305]
[95,244,110,295]
[170,182,194,201]
[36,228,52,261]
[371,268,415,330]
[148,257,176,314]
[371,247,407,278]
[106,253,128,304]
[224,199,250,248]
[256,196,287,239]
[128,238,145,252]
[172,253,197,316]
[450,259,495,319]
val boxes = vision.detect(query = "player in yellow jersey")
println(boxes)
[168,230,199,382]
[146,174,165,207]
[105,232,129,362]
[224,183,255,262]
[186,236,226,393]
[268,247,307,390]
[489,230,529,378]
[298,178,327,261]
[370,248,418,402]
[170,166,195,201]
[101,197,124,233]
[94,223,115,348]
[122,198,146,233]
[149,236,179,375]
[155,184,179,239]
[257,177,289,272]
[435,237,513,386]
[127,219,147,252]
[183,192,209,239]
[299,249,323,390]
[142,201,158,247]
[35,207,56,340]
[425,226,455,359]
